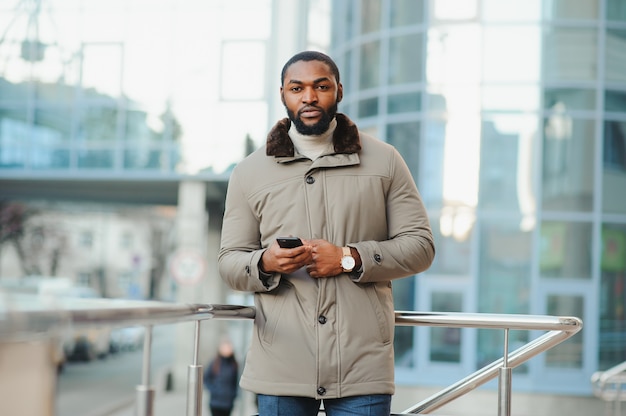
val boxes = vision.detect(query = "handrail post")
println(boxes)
[186,321,203,416]
[498,328,512,416]
[135,325,155,416]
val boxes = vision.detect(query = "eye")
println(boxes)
[290,86,302,92]
[317,85,330,90]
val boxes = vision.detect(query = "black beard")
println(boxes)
[287,103,337,135]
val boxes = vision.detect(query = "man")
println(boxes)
[218,51,435,416]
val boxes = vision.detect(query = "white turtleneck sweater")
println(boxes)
[288,118,337,160]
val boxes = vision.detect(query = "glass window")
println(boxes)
[483,27,541,82]
[480,114,539,212]
[390,0,425,27]
[599,224,626,369]
[542,0,599,20]
[544,88,596,111]
[77,106,120,142]
[393,276,415,367]
[542,117,595,212]
[389,33,424,85]
[477,219,532,367]
[483,0,541,21]
[543,28,597,82]
[605,90,626,113]
[430,291,462,363]
[483,86,540,112]
[430,216,472,274]
[606,0,626,22]
[546,295,583,368]
[360,0,381,34]
[603,121,626,214]
[358,97,378,118]
[124,148,163,170]
[539,221,592,279]
[77,149,114,168]
[606,30,626,83]
[359,41,380,89]
[386,121,420,181]
[388,92,421,114]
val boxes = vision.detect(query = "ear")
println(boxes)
[280,87,286,105]
[337,82,343,103]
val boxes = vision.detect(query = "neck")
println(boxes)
[289,118,337,160]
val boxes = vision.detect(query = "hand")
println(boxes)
[304,239,343,278]
[260,240,312,274]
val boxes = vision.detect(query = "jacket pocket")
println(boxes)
[259,280,292,345]
[364,282,393,344]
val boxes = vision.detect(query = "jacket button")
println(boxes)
[374,253,382,262]
[317,387,326,395]
[318,315,327,324]
[306,176,315,184]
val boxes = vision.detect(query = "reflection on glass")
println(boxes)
[359,41,380,89]
[480,114,538,224]
[482,0,541,21]
[544,88,595,111]
[542,116,595,212]
[77,149,114,168]
[606,30,626,83]
[603,121,626,214]
[599,224,626,369]
[543,28,597,82]
[393,276,415,368]
[539,221,592,279]
[605,90,626,113]
[389,33,423,85]
[358,97,378,118]
[543,0,599,20]
[478,220,531,314]
[386,121,420,181]
[483,27,541,82]
[430,291,462,363]
[429,219,471,275]
[483,86,540,112]
[360,0,381,34]
[607,0,626,22]
[390,0,425,27]
[546,295,583,368]
[477,220,531,367]
[388,92,421,114]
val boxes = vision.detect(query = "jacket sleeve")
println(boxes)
[351,147,435,283]
[218,168,282,292]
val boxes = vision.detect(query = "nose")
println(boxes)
[302,86,318,104]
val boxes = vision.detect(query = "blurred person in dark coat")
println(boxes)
[204,339,239,416]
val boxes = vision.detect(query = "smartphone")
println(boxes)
[277,236,303,248]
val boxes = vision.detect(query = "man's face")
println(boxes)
[281,60,343,135]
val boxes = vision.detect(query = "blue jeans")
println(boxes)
[257,394,392,416]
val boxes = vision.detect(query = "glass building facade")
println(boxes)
[331,0,626,394]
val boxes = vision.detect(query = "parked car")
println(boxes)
[110,326,145,352]
[40,284,112,362]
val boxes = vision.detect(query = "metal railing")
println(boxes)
[591,360,626,416]
[0,294,583,416]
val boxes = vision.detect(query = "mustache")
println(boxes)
[298,105,323,115]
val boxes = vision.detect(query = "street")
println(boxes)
[56,324,176,416]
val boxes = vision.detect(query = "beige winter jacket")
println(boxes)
[218,113,435,399]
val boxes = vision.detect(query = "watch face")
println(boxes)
[341,256,356,270]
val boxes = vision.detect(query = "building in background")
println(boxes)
[330,0,626,395]
[0,0,625,399]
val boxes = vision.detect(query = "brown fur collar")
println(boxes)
[266,113,361,157]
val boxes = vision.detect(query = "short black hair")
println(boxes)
[281,51,341,85]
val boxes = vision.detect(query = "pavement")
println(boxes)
[105,382,617,416]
